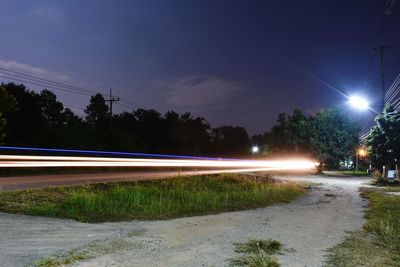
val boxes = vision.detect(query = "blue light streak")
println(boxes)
[0,146,234,161]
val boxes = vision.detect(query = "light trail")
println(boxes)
[0,146,229,160]
[0,154,316,171]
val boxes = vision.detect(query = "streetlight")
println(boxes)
[348,96,370,111]
[252,146,259,154]
[355,147,367,172]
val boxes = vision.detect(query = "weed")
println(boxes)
[231,239,283,267]
[233,250,280,267]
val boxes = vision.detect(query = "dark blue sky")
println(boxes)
[1,0,399,134]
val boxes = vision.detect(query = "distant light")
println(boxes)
[252,146,259,153]
[358,148,367,157]
[348,96,369,110]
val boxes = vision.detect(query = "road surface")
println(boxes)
[0,168,275,192]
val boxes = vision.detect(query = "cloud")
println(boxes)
[160,75,247,110]
[0,60,70,81]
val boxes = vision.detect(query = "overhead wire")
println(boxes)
[385,81,400,105]
[384,74,400,99]
[0,67,100,95]
[0,67,150,112]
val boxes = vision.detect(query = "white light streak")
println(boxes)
[0,155,316,171]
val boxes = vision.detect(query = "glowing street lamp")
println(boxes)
[355,147,367,172]
[348,96,370,111]
[358,148,367,157]
[251,146,259,154]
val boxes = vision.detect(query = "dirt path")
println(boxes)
[0,174,368,267]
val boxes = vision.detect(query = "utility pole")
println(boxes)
[373,46,390,111]
[106,88,119,131]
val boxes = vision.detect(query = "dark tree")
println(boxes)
[85,94,109,127]
[311,107,360,169]
[0,86,18,144]
[40,90,64,126]
[164,111,211,155]
[211,126,250,156]
[367,105,400,169]
[264,109,313,155]
[2,83,46,146]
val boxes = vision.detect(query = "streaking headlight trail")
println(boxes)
[0,154,316,170]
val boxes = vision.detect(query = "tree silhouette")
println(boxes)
[0,86,18,144]
[211,126,250,156]
[367,105,400,169]
[85,94,109,127]
[40,90,64,126]
[311,107,359,169]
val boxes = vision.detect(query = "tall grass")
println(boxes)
[326,189,400,266]
[0,174,305,223]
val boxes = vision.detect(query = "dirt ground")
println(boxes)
[0,174,368,267]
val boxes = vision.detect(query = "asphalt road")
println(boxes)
[0,168,269,191]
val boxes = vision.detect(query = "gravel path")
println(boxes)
[0,174,369,267]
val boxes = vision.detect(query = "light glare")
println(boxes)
[252,146,259,153]
[348,96,369,110]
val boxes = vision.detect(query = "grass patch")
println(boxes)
[0,174,305,223]
[231,239,283,267]
[236,250,280,267]
[35,238,143,267]
[325,188,400,266]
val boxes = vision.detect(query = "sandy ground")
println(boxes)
[0,174,369,267]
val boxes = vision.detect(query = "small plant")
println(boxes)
[231,239,283,267]
[237,250,280,267]
[234,239,283,254]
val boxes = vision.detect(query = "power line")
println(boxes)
[0,75,93,97]
[384,75,400,107]
[115,102,135,110]
[0,67,100,95]
[120,97,149,109]
[385,85,400,104]
[385,74,400,99]
[0,66,150,112]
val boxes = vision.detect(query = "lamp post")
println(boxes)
[356,147,367,172]
[347,96,370,173]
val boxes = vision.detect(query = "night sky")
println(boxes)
[1,0,399,134]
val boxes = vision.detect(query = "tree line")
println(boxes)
[252,108,360,170]
[0,83,251,157]
[0,82,363,169]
